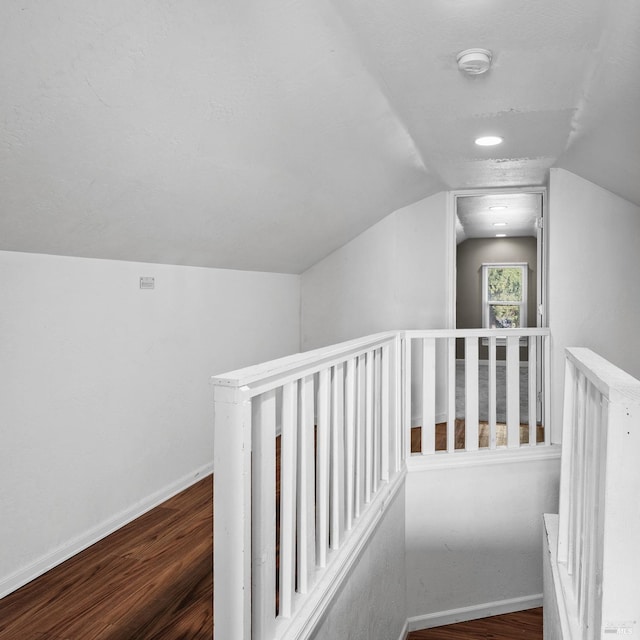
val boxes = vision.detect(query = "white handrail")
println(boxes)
[556,348,640,639]
[213,332,403,640]
[212,327,552,639]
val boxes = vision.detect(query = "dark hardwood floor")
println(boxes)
[411,421,545,452]
[407,608,543,639]
[0,473,542,640]
[0,476,213,640]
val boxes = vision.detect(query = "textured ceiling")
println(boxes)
[456,192,541,243]
[0,0,638,273]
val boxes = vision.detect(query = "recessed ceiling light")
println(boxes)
[475,136,503,146]
[495,233,507,238]
[489,205,508,211]
[493,222,507,227]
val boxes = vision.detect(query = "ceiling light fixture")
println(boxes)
[457,48,492,75]
[493,222,507,227]
[489,205,508,211]
[475,136,503,146]
[495,233,507,238]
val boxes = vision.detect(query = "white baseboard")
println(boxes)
[406,594,543,632]
[0,462,214,600]
[396,619,409,640]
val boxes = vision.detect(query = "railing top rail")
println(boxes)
[211,327,551,391]
[566,347,640,405]
[211,331,397,389]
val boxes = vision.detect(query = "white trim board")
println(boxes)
[407,444,561,471]
[0,462,214,600]
[396,619,409,640]
[278,470,406,640]
[406,594,543,632]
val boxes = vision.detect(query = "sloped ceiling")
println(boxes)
[0,0,638,273]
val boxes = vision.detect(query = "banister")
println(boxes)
[565,346,640,404]
[212,328,551,391]
[213,327,554,640]
[553,347,640,639]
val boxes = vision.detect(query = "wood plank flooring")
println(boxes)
[0,474,543,640]
[410,421,545,452]
[0,476,213,640]
[407,608,543,639]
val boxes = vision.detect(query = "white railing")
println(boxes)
[554,348,640,639]
[403,328,550,456]
[213,332,404,640]
[212,328,551,639]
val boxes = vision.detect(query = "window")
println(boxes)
[482,263,527,329]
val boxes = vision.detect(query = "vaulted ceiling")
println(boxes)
[1,0,638,273]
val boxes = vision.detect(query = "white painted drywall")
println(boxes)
[395,192,451,330]
[300,212,398,350]
[301,192,449,350]
[0,250,300,597]
[548,169,640,441]
[405,455,560,628]
[309,484,406,640]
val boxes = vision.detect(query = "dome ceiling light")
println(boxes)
[457,48,492,75]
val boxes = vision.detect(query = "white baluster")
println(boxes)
[344,358,356,531]
[297,375,316,593]
[330,363,344,550]
[403,338,412,459]
[252,390,276,638]
[279,381,297,618]
[372,349,380,494]
[447,337,456,452]
[465,337,479,451]
[506,335,520,448]
[528,336,537,445]
[421,338,436,455]
[365,351,374,504]
[381,344,390,481]
[355,355,365,519]
[316,369,330,568]
[488,335,497,449]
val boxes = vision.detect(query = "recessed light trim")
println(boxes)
[475,136,503,146]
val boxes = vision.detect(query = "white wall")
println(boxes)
[394,191,451,330]
[548,169,640,440]
[309,485,406,640]
[301,192,450,350]
[0,250,300,597]
[406,455,561,629]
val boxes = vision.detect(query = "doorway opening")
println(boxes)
[452,188,545,331]
[449,187,547,443]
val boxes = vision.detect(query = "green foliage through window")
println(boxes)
[484,265,526,329]
[487,267,522,302]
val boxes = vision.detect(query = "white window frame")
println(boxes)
[482,262,528,330]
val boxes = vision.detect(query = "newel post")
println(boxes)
[213,382,252,640]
